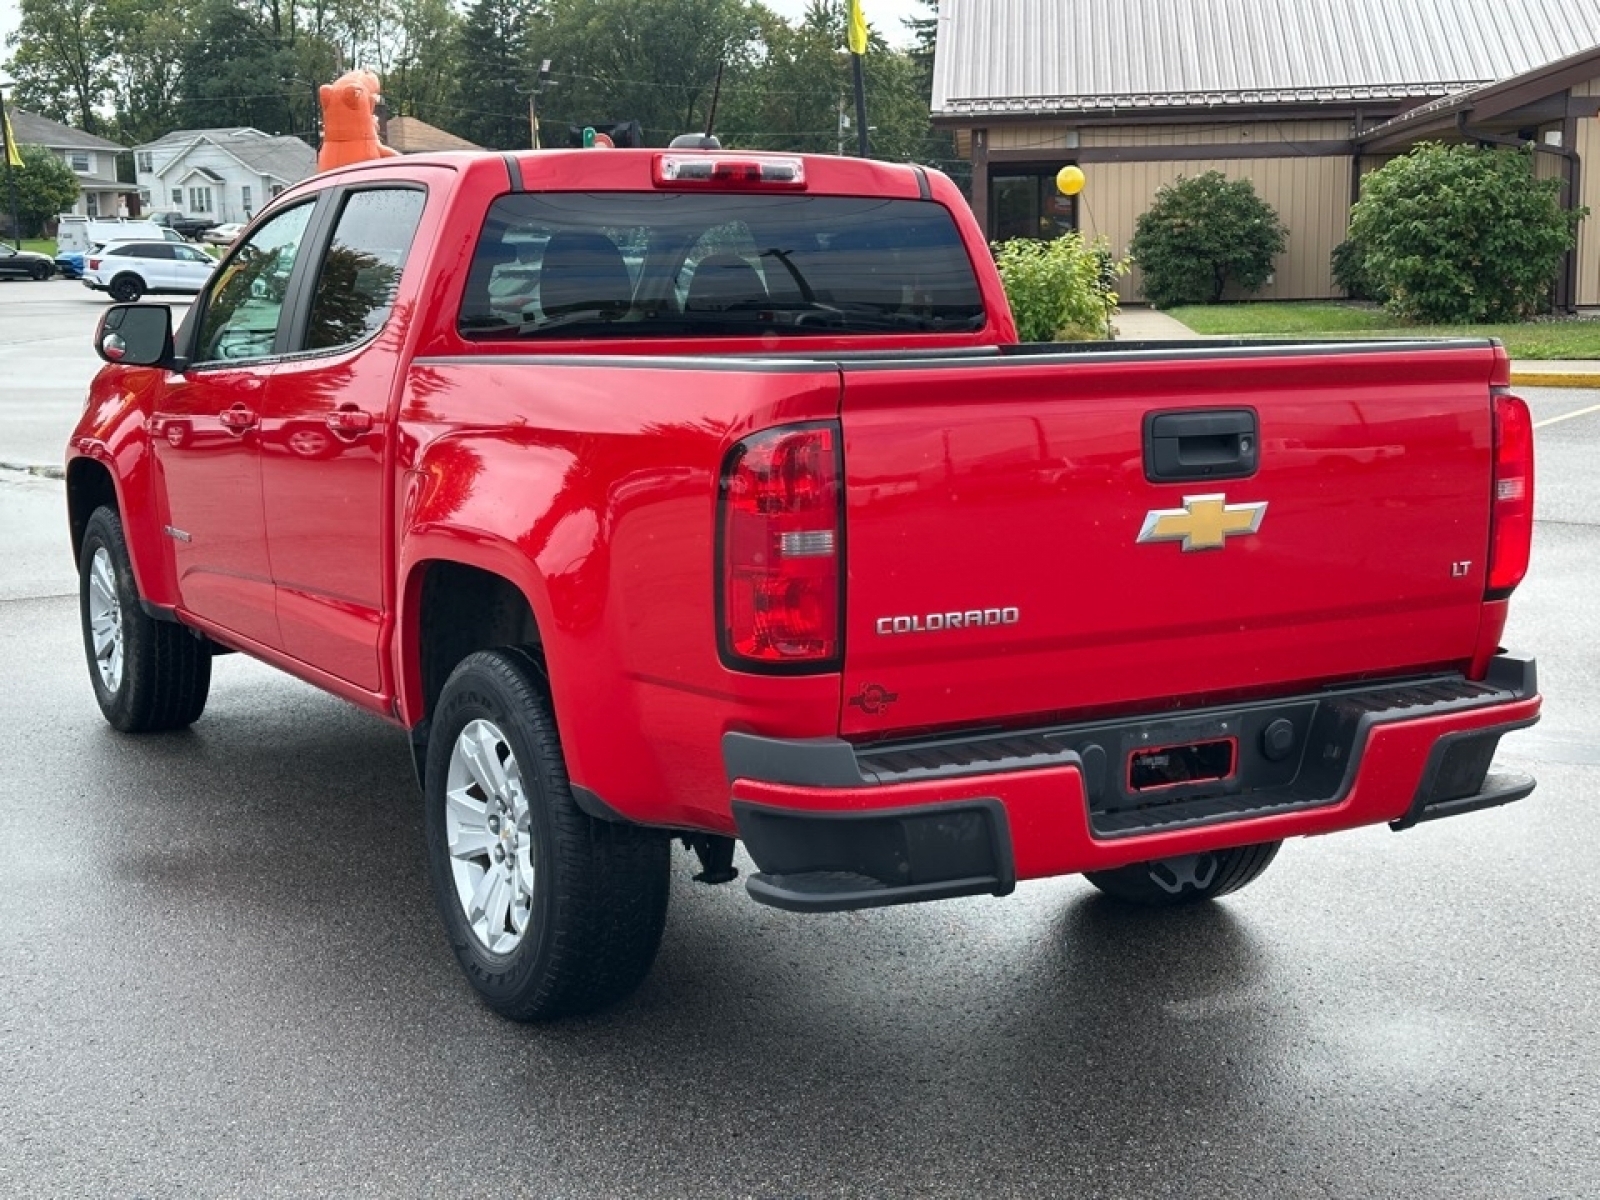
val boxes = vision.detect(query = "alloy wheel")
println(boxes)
[87,546,125,693]
[444,718,536,954]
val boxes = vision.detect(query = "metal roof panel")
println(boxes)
[933,0,1600,115]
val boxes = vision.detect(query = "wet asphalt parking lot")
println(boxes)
[1,276,1598,1198]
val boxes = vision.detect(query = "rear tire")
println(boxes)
[108,274,144,302]
[31,262,51,280]
[424,649,669,1020]
[79,506,211,732]
[1084,841,1281,907]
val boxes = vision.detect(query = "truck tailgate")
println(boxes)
[838,342,1501,737]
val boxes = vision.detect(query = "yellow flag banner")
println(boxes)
[847,0,868,55]
[2,108,22,170]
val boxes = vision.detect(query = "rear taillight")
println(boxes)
[1487,391,1534,598]
[718,422,842,670]
[88,257,101,271]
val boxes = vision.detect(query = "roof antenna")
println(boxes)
[670,62,724,149]
[704,61,724,140]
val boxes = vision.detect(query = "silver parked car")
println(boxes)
[82,240,217,302]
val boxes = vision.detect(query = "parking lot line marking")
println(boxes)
[1534,402,1600,430]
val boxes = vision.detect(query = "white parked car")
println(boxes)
[202,222,247,246]
[82,240,218,302]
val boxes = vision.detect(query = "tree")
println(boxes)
[444,0,534,150]
[9,144,82,236]
[4,0,110,133]
[1348,142,1585,323]
[535,0,755,147]
[101,0,192,144]
[375,0,465,128]
[1128,171,1287,307]
[718,0,930,161]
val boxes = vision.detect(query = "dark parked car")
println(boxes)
[0,244,55,280]
[144,210,220,240]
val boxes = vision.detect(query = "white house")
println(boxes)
[131,127,316,224]
[7,108,136,221]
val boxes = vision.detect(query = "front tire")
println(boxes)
[31,262,51,280]
[108,274,144,302]
[424,649,669,1020]
[1084,841,1281,907]
[79,506,211,732]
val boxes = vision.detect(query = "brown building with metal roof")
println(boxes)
[931,0,1600,305]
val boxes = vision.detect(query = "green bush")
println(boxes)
[1348,143,1585,323]
[1330,238,1385,302]
[993,233,1125,342]
[1128,171,1287,307]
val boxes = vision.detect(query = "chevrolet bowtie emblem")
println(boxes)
[1137,494,1267,552]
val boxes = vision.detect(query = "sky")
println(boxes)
[0,0,927,90]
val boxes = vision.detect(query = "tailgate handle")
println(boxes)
[1144,409,1258,483]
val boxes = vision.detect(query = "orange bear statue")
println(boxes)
[317,69,400,171]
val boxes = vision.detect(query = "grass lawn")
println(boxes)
[17,239,55,255]
[1165,301,1600,360]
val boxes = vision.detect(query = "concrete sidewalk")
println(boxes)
[1110,305,1600,388]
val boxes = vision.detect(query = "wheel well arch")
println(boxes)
[66,457,119,560]
[405,560,544,779]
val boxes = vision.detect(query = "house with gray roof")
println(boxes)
[7,108,136,221]
[131,127,315,225]
[932,0,1600,304]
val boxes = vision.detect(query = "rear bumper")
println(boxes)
[727,654,1540,912]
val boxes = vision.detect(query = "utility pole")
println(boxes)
[0,80,21,250]
[522,60,553,150]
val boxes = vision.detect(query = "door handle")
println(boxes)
[325,406,374,437]
[1144,408,1258,483]
[219,404,258,433]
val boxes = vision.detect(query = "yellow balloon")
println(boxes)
[1056,165,1086,196]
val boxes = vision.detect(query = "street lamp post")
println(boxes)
[0,80,21,249]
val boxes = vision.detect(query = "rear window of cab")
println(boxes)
[458,193,986,340]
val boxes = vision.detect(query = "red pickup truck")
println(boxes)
[68,148,1540,1020]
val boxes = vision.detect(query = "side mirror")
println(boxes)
[96,304,174,367]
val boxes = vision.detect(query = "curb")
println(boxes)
[1509,369,1600,388]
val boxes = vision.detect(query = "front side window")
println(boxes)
[194,202,315,365]
[303,188,426,352]
[459,193,986,340]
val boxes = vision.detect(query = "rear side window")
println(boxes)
[303,188,426,352]
[459,193,985,339]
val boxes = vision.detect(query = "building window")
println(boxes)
[269,184,285,198]
[171,188,183,205]
[241,185,253,215]
[989,171,1078,242]
[188,186,213,213]
[68,151,92,173]
[136,151,153,173]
